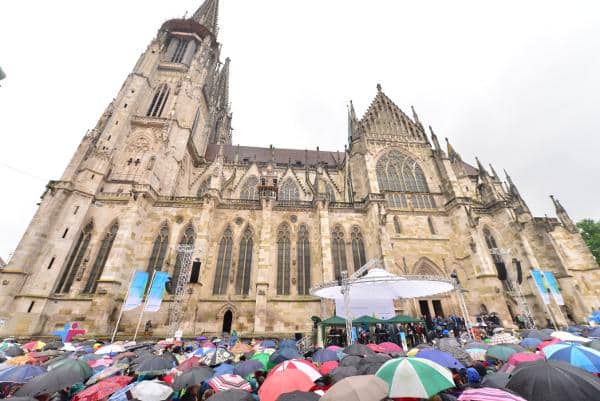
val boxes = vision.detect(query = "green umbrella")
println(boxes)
[486,345,519,362]
[250,352,271,370]
[352,315,382,325]
[376,357,455,399]
[320,316,347,325]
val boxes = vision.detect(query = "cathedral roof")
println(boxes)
[205,144,345,168]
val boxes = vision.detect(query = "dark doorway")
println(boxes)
[419,300,431,318]
[222,310,233,334]
[432,300,444,317]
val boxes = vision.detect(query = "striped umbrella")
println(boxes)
[268,359,321,381]
[208,374,252,392]
[375,357,455,398]
[465,348,487,361]
[543,343,600,373]
[458,387,527,401]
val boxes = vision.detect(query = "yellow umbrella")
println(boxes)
[7,355,36,365]
[407,348,420,357]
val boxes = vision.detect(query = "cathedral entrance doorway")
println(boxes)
[432,300,444,317]
[419,300,431,318]
[222,310,233,334]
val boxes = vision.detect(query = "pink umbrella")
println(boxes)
[319,360,339,375]
[378,342,403,353]
[504,352,545,373]
[458,387,527,401]
[88,358,113,368]
[176,356,201,372]
[325,345,341,352]
[538,338,562,350]
[367,343,386,353]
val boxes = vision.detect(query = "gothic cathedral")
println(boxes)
[1,0,598,338]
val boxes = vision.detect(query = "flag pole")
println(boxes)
[134,270,156,342]
[111,269,136,343]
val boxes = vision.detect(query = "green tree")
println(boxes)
[576,219,600,265]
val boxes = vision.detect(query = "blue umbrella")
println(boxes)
[261,340,276,349]
[0,365,46,383]
[279,339,298,349]
[520,337,542,351]
[213,363,235,376]
[269,347,300,365]
[416,349,465,369]
[312,349,338,364]
[588,327,600,338]
[234,360,264,377]
[544,343,600,373]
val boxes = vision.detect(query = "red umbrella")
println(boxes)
[379,342,403,353]
[366,343,386,353]
[504,352,545,373]
[258,370,315,401]
[72,375,132,401]
[88,358,113,368]
[319,361,339,375]
[538,338,562,350]
[176,356,201,372]
[267,359,321,381]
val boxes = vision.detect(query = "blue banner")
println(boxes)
[144,271,170,312]
[544,271,564,305]
[123,271,149,311]
[531,270,550,305]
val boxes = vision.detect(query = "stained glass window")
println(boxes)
[276,224,291,295]
[240,176,259,200]
[279,178,300,201]
[148,223,169,273]
[236,226,253,295]
[297,225,311,295]
[55,221,94,293]
[331,225,347,280]
[83,221,118,293]
[351,226,367,272]
[213,227,233,295]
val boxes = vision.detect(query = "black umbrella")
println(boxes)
[465,341,490,350]
[343,343,375,357]
[588,339,600,351]
[357,359,384,375]
[481,372,510,389]
[502,344,526,353]
[506,360,600,401]
[14,360,93,396]
[330,366,358,383]
[4,345,25,357]
[269,348,301,365]
[340,355,361,367]
[276,390,321,401]
[415,343,433,350]
[234,360,264,377]
[526,330,553,341]
[206,389,254,401]
[173,366,214,390]
[134,355,175,375]
[42,341,64,351]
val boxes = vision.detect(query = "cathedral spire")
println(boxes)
[191,0,219,35]
[475,157,488,177]
[429,126,441,152]
[488,163,499,180]
[215,57,230,110]
[504,169,519,195]
[445,138,462,162]
[550,195,577,232]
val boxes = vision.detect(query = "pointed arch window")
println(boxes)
[376,150,436,209]
[279,178,300,201]
[83,221,118,293]
[55,221,93,293]
[197,177,211,198]
[297,225,311,295]
[236,226,254,295]
[146,84,170,117]
[170,224,195,293]
[483,227,509,284]
[325,183,336,202]
[213,227,233,295]
[331,225,347,280]
[171,39,189,63]
[240,176,259,200]
[393,216,402,234]
[351,226,367,272]
[148,223,169,273]
[276,224,291,295]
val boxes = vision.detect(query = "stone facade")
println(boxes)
[1,0,599,338]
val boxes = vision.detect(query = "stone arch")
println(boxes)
[412,257,445,276]
[216,302,238,320]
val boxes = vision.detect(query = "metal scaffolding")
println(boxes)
[167,244,194,338]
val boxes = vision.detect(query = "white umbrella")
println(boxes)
[551,331,591,343]
[60,343,77,352]
[95,344,126,355]
[131,380,173,401]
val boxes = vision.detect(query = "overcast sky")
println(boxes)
[1,0,599,260]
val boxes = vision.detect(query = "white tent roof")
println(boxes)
[311,268,455,300]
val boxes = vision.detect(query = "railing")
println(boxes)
[329,202,355,209]
[274,200,314,209]
[218,199,261,209]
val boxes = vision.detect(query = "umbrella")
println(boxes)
[279,339,298,349]
[173,366,214,390]
[214,363,235,376]
[366,343,386,353]
[458,387,527,401]
[261,340,277,349]
[551,331,591,343]
[486,345,519,361]
[202,349,234,367]
[330,365,358,382]
[320,375,388,401]
[86,366,123,385]
[250,352,271,370]
[376,357,455,399]
[538,337,562,350]
[89,357,114,368]
[72,375,132,401]
[439,344,473,366]
[209,374,252,392]
[543,343,600,373]
[276,390,320,401]
[95,344,126,355]
[525,330,553,341]
[519,337,542,351]
[378,342,402,353]
[269,348,301,366]
[318,360,338,375]
[340,355,361,367]
[343,343,375,357]
[230,343,253,355]
[490,332,519,345]
[14,360,93,396]
[325,345,341,352]
[33,350,64,358]
[587,339,600,351]
[43,341,64,351]
[312,349,338,364]
[588,327,600,338]
[417,349,465,369]
[464,341,489,350]
[357,355,388,375]
[258,370,315,401]
[22,341,46,352]
[6,355,36,366]
[131,380,173,401]
[482,371,510,389]
[0,365,46,383]
[107,382,136,401]
[194,345,217,357]
[504,353,545,373]
[234,360,263,377]
[135,355,176,375]
[4,345,25,357]
[465,348,487,361]
[438,337,461,348]
[206,389,254,401]
[506,359,600,401]
[268,359,321,381]
[177,356,201,371]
